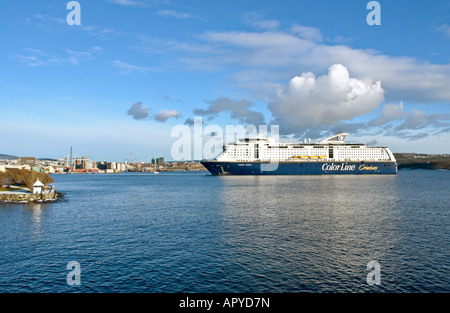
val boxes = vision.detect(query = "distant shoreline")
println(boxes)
[2,154,449,173]
[394,153,450,170]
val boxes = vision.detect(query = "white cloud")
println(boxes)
[243,11,280,30]
[14,55,45,67]
[64,48,98,65]
[108,0,148,7]
[112,60,157,74]
[395,109,450,131]
[291,24,322,42]
[175,27,450,103]
[79,25,124,38]
[193,97,266,125]
[26,13,122,39]
[154,109,181,122]
[157,10,199,19]
[436,23,450,37]
[369,102,405,126]
[132,34,215,55]
[201,30,313,51]
[27,14,65,30]
[306,45,450,103]
[125,22,450,141]
[14,47,101,67]
[268,64,385,135]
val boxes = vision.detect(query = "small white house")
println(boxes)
[32,179,44,194]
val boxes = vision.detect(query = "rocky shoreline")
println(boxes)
[0,190,63,204]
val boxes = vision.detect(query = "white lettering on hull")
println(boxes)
[321,163,356,171]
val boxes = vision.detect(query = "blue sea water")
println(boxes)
[0,170,449,293]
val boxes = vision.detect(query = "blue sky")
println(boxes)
[1,0,449,161]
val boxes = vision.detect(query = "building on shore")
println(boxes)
[17,157,36,167]
[0,164,31,172]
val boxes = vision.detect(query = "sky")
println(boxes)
[1,0,449,162]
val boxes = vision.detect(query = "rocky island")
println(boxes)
[0,169,61,203]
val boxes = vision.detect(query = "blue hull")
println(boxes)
[201,161,398,175]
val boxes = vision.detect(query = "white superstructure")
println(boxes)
[216,132,396,163]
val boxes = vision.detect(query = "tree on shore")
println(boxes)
[0,169,54,191]
[0,173,13,187]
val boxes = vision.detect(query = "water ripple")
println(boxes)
[0,171,449,292]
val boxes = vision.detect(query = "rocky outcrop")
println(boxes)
[0,190,61,203]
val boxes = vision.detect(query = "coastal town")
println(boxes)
[0,154,207,174]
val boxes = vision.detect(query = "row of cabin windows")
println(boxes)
[227,148,385,157]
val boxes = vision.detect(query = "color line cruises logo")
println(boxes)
[322,163,379,171]
[322,163,356,171]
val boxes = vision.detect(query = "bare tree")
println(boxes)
[5,169,54,191]
[0,172,13,187]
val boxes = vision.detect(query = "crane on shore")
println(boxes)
[129,152,142,172]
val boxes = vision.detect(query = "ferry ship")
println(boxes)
[201,132,397,175]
